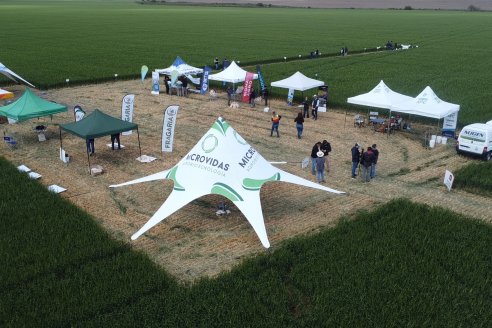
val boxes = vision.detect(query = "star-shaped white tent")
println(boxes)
[110,117,345,248]
[0,62,35,88]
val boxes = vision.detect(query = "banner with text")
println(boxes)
[161,105,180,152]
[256,65,266,92]
[121,94,135,136]
[242,72,255,103]
[287,88,295,105]
[151,71,160,95]
[200,66,212,95]
[442,112,458,137]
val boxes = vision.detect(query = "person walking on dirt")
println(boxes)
[316,150,326,183]
[270,111,281,137]
[226,86,233,106]
[302,96,310,118]
[321,140,332,172]
[351,143,361,179]
[312,95,319,120]
[294,111,304,139]
[371,144,379,179]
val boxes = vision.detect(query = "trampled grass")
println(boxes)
[1,1,492,124]
[1,158,491,326]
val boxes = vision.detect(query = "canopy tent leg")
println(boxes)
[86,139,91,175]
[59,127,63,149]
[137,128,142,157]
[344,109,347,129]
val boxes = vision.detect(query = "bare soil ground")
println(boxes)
[165,0,492,11]
[2,80,491,283]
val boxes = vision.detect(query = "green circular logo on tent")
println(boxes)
[201,134,218,153]
[233,130,247,145]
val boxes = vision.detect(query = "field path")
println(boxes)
[1,80,490,282]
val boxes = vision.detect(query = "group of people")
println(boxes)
[310,140,332,183]
[85,133,121,156]
[302,95,322,120]
[163,75,188,96]
[351,143,379,182]
[309,49,320,59]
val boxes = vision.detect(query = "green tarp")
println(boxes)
[0,88,67,122]
[60,108,137,139]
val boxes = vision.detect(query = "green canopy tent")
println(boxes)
[59,109,141,173]
[0,88,67,122]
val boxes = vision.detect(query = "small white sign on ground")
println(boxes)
[48,184,67,193]
[444,170,454,192]
[28,172,42,179]
[136,155,157,163]
[17,165,31,172]
[106,144,125,148]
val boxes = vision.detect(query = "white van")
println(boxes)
[456,122,492,161]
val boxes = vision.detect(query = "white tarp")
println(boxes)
[347,80,413,110]
[208,61,258,84]
[391,86,460,119]
[110,117,345,248]
[271,71,324,91]
[155,56,203,76]
[0,88,14,100]
[0,62,35,88]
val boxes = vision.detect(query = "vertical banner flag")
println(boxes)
[171,70,179,87]
[442,112,458,137]
[443,170,454,192]
[256,65,266,92]
[121,94,135,136]
[200,66,211,95]
[161,105,180,152]
[242,72,255,103]
[151,71,160,95]
[287,88,295,105]
[141,65,149,81]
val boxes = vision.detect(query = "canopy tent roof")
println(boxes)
[155,56,203,76]
[391,86,460,119]
[0,88,67,122]
[0,88,14,100]
[110,117,345,248]
[270,71,324,91]
[0,62,35,88]
[346,80,413,110]
[60,109,138,140]
[208,61,258,84]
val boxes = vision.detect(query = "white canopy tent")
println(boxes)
[391,86,460,119]
[0,62,35,88]
[271,71,324,91]
[347,80,413,110]
[208,61,258,84]
[155,56,203,76]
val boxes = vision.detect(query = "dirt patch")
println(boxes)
[1,80,490,283]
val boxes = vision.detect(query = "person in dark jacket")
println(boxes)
[351,143,361,179]
[250,88,256,107]
[361,146,375,182]
[321,140,332,172]
[310,141,322,175]
[294,112,304,139]
[262,88,269,106]
[302,97,310,118]
[371,144,379,179]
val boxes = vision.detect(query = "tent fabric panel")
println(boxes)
[60,109,138,140]
[208,61,258,84]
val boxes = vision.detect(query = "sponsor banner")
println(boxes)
[161,105,180,152]
[242,72,255,103]
[444,169,454,191]
[287,88,295,105]
[171,70,179,87]
[151,71,160,95]
[121,94,135,136]
[200,66,211,95]
[442,112,458,136]
[256,65,266,92]
[141,65,148,81]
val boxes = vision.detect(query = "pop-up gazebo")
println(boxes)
[155,56,203,76]
[59,109,141,172]
[0,88,67,122]
[208,61,258,84]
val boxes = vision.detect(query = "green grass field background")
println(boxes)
[1,1,491,124]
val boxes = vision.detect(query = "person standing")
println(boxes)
[270,111,281,137]
[361,146,375,182]
[351,143,361,179]
[321,139,332,172]
[371,144,379,179]
[262,88,269,106]
[250,88,256,108]
[312,95,319,120]
[182,77,188,96]
[310,141,322,175]
[316,150,326,183]
[302,96,310,118]
[164,75,170,95]
[86,138,95,155]
[294,112,304,139]
[111,133,121,150]
[214,57,219,70]
[226,86,233,106]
